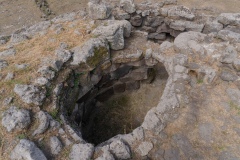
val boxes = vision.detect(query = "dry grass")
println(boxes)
[0,19,92,107]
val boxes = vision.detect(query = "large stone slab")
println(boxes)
[10,139,47,160]
[71,38,110,71]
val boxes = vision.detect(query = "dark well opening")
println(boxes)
[73,62,168,145]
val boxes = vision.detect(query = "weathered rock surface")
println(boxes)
[92,20,131,50]
[109,140,131,159]
[71,38,109,70]
[50,136,63,155]
[0,48,16,57]
[88,2,111,20]
[217,30,240,43]
[14,84,46,105]
[120,0,136,14]
[167,6,195,20]
[217,13,240,26]
[137,141,154,156]
[32,111,49,136]
[0,59,8,70]
[2,106,31,132]
[69,143,94,160]
[10,139,47,160]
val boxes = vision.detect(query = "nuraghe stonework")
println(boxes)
[0,0,240,159]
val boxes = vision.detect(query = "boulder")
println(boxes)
[148,33,166,40]
[69,143,94,160]
[217,13,240,26]
[71,38,110,71]
[130,15,143,27]
[142,110,165,133]
[2,106,31,132]
[137,141,154,156]
[55,48,72,63]
[167,6,195,20]
[203,20,223,34]
[95,150,115,160]
[10,139,47,160]
[14,84,46,105]
[114,8,131,20]
[37,66,55,80]
[92,20,132,50]
[120,0,136,14]
[110,140,131,159]
[220,69,238,82]
[156,23,171,33]
[217,30,240,43]
[32,111,50,136]
[174,31,206,53]
[169,20,204,32]
[88,2,111,20]
[50,136,63,155]
[112,49,143,63]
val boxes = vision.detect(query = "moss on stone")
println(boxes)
[86,46,108,68]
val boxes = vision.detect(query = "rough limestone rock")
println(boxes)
[10,33,29,44]
[71,38,109,70]
[5,72,15,81]
[120,0,136,14]
[142,110,165,133]
[2,106,31,132]
[95,150,115,160]
[0,35,10,45]
[137,141,154,156]
[32,111,49,136]
[174,31,206,53]
[203,20,223,33]
[50,136,63,155]
[167,6,195,20]
[24,21,51,37]
[88,2,111,20]
[37,66,55,80]
[217,13,240,26]
[92,20,132,50]
[217,30,240,43]
[220,69,238,82]
[169,20,204,32]
[34,77,50,86]
[14,84,46,105]
[0,48,16,57]
[109,140,131,159]
[10,139,47,160]
[130,15,143,27]
[0,59,8,70]
[55,48,72,63]
[69,143,94,160]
